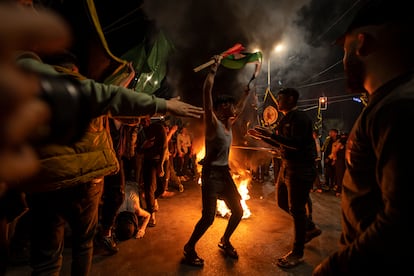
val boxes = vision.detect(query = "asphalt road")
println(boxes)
[6,175,342,276]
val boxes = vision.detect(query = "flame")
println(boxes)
[195,146,251,219]
[216,171,251,219]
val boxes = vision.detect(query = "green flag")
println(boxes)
[221,51,263,70]
[221,51,263,88]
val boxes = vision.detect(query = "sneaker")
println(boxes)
[305,227,322,243]
[277,251,304,268]
[99,235,119,255]
[179,184,184,192]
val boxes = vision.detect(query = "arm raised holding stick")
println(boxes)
[193,43,245,72]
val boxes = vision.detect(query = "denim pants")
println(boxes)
[29,179,104,276]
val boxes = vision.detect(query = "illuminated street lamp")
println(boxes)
[267,43,284,88]
[319,96,328,110]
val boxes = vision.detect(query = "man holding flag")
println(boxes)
[193,43,262,89]
[183,54,252,267]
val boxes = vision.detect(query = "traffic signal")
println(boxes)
[319,96,327,110]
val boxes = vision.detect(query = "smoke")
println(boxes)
[141,0,354,98]
[142,0,309,98]
[141,0,358,166]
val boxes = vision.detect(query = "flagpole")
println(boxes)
[267,58,271,88]
[193,43,245,72]
[193,60,215,72]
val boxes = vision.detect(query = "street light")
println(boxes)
[267,43,284,88]
[319,96,328,110]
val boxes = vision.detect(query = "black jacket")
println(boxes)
[318,71,414,275]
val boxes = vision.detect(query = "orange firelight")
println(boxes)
[195,146,251,219]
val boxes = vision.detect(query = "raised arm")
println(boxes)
[203,55,221,135]
[232,85,250,123]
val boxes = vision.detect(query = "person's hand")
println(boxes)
[253,126,273,137]
[0,3,71,183]
[210,55,222,73]
[170,124,178,132]
[247,126,273,140]
[165,97,204,119]
[157,163,164,177]
[0,3,71,59]
[135,229,145,239]
[247,128,264,140]
[0,96,50,182]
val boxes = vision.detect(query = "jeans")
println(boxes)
[29,179,104,276]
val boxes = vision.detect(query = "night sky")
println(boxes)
[140,0,365,134]
[42,0,366,140]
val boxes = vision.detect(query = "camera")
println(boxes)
[34,73,92,145]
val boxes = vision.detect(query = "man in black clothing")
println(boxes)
[313,0,413,274]
[248,87,321,268]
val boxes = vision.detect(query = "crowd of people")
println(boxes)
[94,115,198,255]
[314,129,348,197]
[1,0,412,275]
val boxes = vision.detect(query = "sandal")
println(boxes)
[182,248,204,267]
[218,240,239,259]
[277,251,304,268]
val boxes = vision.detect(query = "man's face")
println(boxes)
[329,130,337,138]
[140,116,151,127]
[218,102,236,118]
[276,94,293,112]
[343,35,366,94]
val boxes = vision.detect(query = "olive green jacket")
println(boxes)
[18,57,167,192]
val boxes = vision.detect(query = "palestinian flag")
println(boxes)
[221,51,263,70]
[221,51,263,87]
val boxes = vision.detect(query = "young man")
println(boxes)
[115,180,150,240]
[313,0,413,274]
[182,55,250,267]
[248,87,321,268]
[15,53,203,276]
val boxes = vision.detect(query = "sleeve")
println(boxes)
[315,99,412,275]
[270,112,311,150]
[17,57,168,119]
[80,80,167,119]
